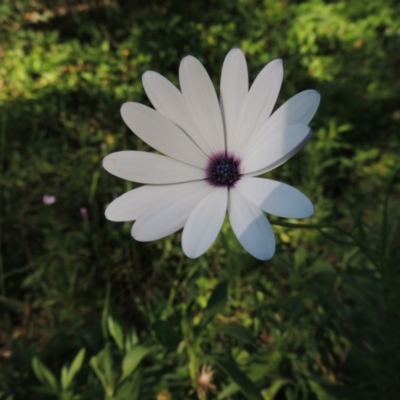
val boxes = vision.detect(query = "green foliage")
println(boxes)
[1,0,400,399]
[31,348,86,399]
[61,349,86,392]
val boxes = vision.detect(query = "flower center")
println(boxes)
[206,153,241,187]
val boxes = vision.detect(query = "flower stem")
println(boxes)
[183,320,206,400]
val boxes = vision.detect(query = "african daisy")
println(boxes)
[103,49,320,260]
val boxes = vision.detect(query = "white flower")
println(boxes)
[103,49,320,260]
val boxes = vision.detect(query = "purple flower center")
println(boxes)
[206,153,241,187]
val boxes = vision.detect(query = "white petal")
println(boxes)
[234,59,283,154]
[182,187,227,258]
[179,56,225,154]
[269,89,321,126]
[103,151,204,184]
[121,102,208,168]
[132,181,212,241]
[246,90,320,150]
[235,177,314,218]
[105,184,188,222]
[229,188,275,260]
[142,71,211,154]
[220,49,248,153]
[242,124,312,175]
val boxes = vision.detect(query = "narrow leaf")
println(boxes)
[32,357,59,392]
[202,281,228,326]
[108,315,124,350]
[214,323,257,346]
[214,358,263,400]
[125,329,139,351]
[262,379,293,400]
[116,367,143,400]
[61,366,69,391]
[90,355,108,392]
[62,348,86,390]
[152,320,181,350]
[90,345,116,396]
[120,345,152,383]
[309,381,336,400]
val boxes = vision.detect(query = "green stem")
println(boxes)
[380,167,400,258]
[183,320,206,400]
[101,281,111,340]
[0,107,11,334]
[187,346,199,393]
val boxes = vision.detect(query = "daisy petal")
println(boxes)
[121,102,207,168]
[103,151,204,184]
[105,184,190,222]
[242,124,311,175]
[243,90,320,152]
[132,181,212,241]
[229,187,275,260]
[220,48,248,153]
[236,177,314,218]
[234,59,283,154]
[269,89,321,127]
[182,188,228,258]
[142,71,211,154]
[179,56,225,154]
[269,89,321,128]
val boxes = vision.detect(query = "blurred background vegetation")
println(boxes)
[1,0,400,399]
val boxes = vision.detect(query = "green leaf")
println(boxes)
[61,366,69,391]
[90,345,116,397]
[108,315,124,350]
[201,281,228,326]
[152,320,181,350]
[308,262,335,275]
[213,323,257,346]
[119,345,152,383]
[116,366,143,400]
[125,329,139,351]
[214,358,263,400]
[309,381,370,400]
[309,381,337,400]
[261,379,293,400]
[90,356,108,393]
[218,382,240,399]
[61,348,86,390]
[31,357,59,392]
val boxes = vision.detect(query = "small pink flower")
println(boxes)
[80,207,89,221]
[43,194,56,205]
